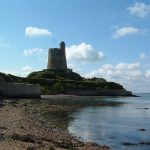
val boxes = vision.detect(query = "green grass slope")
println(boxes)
[0,70,125,95]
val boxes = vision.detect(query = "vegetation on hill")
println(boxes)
[27,69,83,81]
[0,70,125,95]
[0,72,23,82]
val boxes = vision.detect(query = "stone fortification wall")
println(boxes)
[66,90,132,96]
[0,82,41,98]
[47,42,67,71]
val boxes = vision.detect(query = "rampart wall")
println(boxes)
[0,81,41,98]
[65,90,132,96]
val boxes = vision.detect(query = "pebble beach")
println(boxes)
[0,96,111,150]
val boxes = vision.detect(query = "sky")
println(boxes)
[0,0,150,93]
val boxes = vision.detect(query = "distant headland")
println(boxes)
[0,41,133,98]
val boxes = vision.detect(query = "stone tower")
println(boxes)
[47,41,67,71]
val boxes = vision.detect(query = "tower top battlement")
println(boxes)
[60,41,65,50]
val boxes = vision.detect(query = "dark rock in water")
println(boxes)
[140,141,150,145]
[132,94,140,97]
[137,128,146,131]
[122,142,137,146]
[86,142,99,147]
[144,108,149,109]
[136,107,149,109]
[84,142,110,149]
[122,141,150,146]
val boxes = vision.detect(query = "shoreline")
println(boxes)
[0,98,112,150]
[41,94,138,100]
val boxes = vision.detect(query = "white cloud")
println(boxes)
[128,2,150,18]
[115,63,126,70]
[66,43,104,63]
[21,66,34,76]
[102,64,114,70]
[67,63,81,73]
[84,62,150,93]
[21,66,33,72]
[0,69,17,76]
[85,62,142,79]
[112,27,139,39]
[139,53,146,59]
[0,66,35,77]
[25,27,52,38]
[128,62,140,70]
[23,48,43,56]
[145,70,150,77]
[84,62,147,91]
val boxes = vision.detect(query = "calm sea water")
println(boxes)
[68,93,150,150]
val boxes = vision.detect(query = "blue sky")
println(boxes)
[0,0,150,93]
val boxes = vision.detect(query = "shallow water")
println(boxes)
[68,93,150,150]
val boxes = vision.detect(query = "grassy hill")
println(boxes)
[0,69,125,95]
[27,69,83,81]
